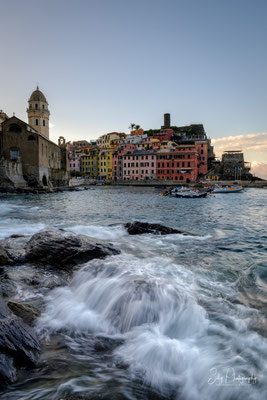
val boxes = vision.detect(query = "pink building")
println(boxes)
[123,151,157,181]
[112,144,136,180]
[69,153,81,172]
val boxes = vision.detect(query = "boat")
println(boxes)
[213,185,244,193]
[174,191,208,198]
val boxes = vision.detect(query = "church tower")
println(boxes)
[27,86,50,139]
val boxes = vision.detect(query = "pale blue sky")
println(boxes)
[1,0,267,169]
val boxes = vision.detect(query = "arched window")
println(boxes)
[180,176,184,180]
[8,124,22,133]
[35,104,38,109]
[42,104,44,110]
[28,135,36,141]
[43,120,45,127]
[36,119,38,126]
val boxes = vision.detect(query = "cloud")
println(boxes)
[211,132,267,157]
[251,162,267,180]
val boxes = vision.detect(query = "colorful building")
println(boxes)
[80,147,99,177]
[156,148,198,182]
[112,143,136,181]
[96,132,126,148]
[123,151,157,181]
[98,149,113,180]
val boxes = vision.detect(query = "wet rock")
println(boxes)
[25,229,120,268]
[7,301,40,326]
[125,221,196,236]
[0,296,41,386]
[0,246,8,266]
[0,237,27,265]
[9,234,25,239]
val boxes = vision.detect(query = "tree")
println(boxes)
[129,123,136,132]
[135,124,141,130]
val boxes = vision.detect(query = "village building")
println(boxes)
[80,147,99,178]
[123,150,157,181]
[112,143,136,181]
[0,88,69,188]
[156,148,198,183]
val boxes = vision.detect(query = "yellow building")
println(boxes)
[81,147,99,177]
[98,149,113,180]
[96,132,126,148]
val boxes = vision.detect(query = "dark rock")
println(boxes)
[125,221,196,236]
[7,301,40,326]
[0,237,27,265]
[0,246,8,266]
[0,296,41,386]
[25,229,120,268]
[9,234,25,239]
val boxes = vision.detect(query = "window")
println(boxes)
[152,162,154,167]
[8,124,21,133]
[136,171,138,174]
[10,148,19,161]
[42,144,44,155]
[35,104,38,109]
[28,135,35,141]
[42,104,45,110]
[36,119,38,126]
[188,162,191,167]
[43,120,45,127]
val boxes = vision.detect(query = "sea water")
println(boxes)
[0,186,266,400]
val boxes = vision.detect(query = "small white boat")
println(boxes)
[213,185,243,193]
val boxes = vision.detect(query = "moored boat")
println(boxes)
[213,185,244,193]
[174,191,208,198]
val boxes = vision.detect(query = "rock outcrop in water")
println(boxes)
[0,236,27,265]
[25,229,120,268]
[0,229,120,268]
[125,221,196,236]
[0,296,41,386]
[7,301,40,326]
[0,246,8,266]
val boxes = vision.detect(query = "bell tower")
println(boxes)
[27,86,50,139]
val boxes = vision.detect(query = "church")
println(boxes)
[0,87,69,189]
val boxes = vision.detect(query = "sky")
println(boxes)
[0,0,267,178]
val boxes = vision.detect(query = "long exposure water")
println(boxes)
[0,186,266,400]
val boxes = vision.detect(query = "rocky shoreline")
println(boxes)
[0,222,191,391]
